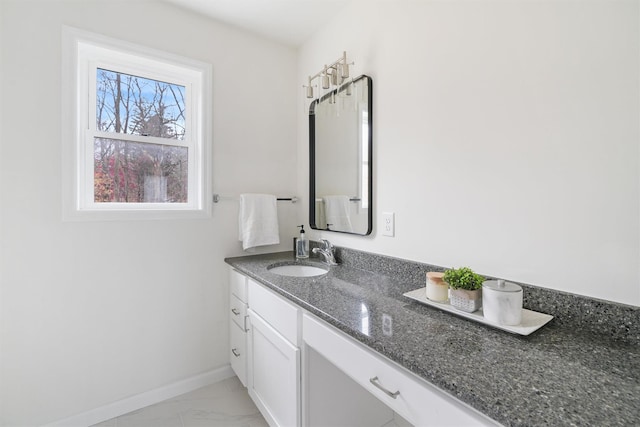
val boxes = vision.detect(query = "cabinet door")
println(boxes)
[248,309,300,427]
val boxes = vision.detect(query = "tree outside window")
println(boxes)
[94,69,188,203]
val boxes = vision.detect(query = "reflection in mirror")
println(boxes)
[310,75,372,235]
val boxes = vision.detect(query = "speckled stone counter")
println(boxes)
[225,249,640,427]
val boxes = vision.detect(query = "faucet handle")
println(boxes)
[320,239,333,251]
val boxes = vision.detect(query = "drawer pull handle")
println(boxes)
[369,376,400,399]
[231,348,241,357]
[231,308,240,316]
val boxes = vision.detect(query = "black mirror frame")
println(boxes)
[309,74,373,236]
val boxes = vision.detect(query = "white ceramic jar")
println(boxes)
[482,279,523,326]
[426,272,448,302]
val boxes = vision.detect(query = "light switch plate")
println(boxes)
[382,212,395,237]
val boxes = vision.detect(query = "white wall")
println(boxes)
[0,0,297,425]
[299,0,640,306]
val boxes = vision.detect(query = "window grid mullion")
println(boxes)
[90,130,191,148]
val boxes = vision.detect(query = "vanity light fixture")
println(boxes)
[304,51,353,100]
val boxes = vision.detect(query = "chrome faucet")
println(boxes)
[312,239,338,266]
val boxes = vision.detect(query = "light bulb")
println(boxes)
[341,63,350,79]
[306,76,314,99]
[322,74,330,89]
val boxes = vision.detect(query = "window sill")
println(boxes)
[62,207,212,222]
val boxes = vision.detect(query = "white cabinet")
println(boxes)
[247,278,301,427]
[229,269,248,386]
[248,309,300,427]
[229,270,301,427]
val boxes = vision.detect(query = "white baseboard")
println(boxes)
[44,365,235,427]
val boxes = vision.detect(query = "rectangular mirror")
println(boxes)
[309,75,372,235]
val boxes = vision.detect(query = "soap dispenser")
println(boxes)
[296,225,309,259]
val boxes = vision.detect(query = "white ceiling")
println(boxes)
[163,0,350,47]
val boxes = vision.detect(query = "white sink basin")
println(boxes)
[268,264,328,277]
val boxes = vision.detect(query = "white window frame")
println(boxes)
[62,27,212,220]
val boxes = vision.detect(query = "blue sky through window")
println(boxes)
[96,69,186,140]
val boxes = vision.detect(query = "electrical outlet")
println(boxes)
[382,212,395,237]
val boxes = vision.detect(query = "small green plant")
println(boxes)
[443,267,484,291]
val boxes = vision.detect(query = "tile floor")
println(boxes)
[91,376,268,427]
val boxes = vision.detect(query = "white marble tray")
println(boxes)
[403,288,553,336]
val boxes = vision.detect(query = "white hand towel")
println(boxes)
[238,194,280,250]
[315,199,327,229]
[323,195,353,232]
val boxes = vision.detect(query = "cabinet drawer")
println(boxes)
[303,314,497,427]
[229,268,248,302]
[248,279,299,345]
[230,293,248,331]
[230,321,247,387]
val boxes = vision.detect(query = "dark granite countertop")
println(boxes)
[225,251,640,427]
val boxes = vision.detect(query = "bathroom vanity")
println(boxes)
[225,250,640,427]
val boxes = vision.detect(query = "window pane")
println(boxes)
[96,69,186,140]
[94,138,188,203]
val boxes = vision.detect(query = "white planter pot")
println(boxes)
[449,289,482,313]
